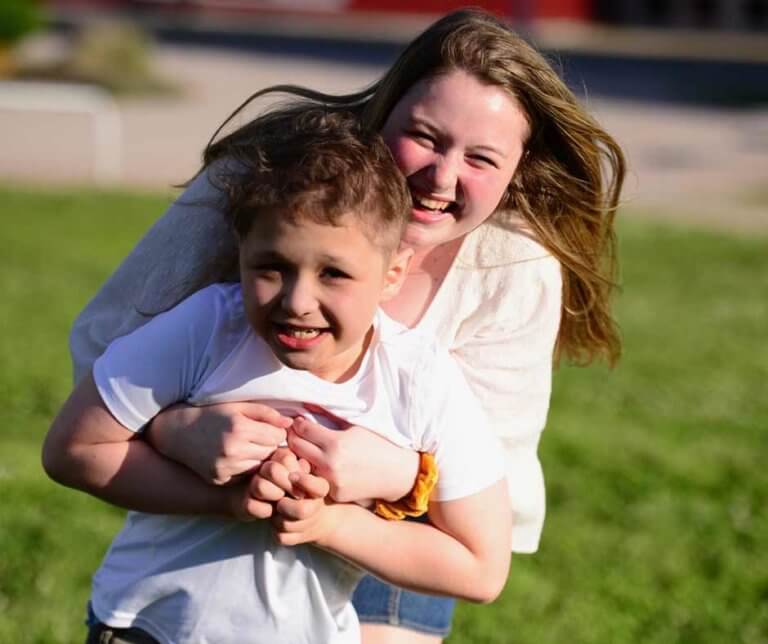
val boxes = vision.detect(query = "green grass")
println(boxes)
[1,185,766,643]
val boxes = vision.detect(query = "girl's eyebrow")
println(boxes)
[470,143,508,159]
[410,116,510,159]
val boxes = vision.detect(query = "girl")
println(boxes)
[69,8,624,644]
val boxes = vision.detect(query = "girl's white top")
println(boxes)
[70,165,562,554]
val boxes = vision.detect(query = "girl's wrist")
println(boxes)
[145,403,189,455]
[381,448,421,503]
[375,452,438,520]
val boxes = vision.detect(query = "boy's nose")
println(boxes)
[281,276,319,317]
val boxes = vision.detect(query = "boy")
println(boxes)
[43,110,511,644]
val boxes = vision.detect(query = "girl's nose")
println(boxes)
[428,155,459,194]
[281,276,318,317]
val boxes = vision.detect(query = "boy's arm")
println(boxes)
[42,373,271,520]
[274,478,511,604]
[275,341,512,602]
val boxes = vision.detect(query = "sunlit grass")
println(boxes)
[1,185,766,643]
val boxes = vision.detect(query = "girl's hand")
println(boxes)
[146,402,292,485]
[287,410,419,504]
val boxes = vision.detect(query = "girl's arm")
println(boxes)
[69,165,237,383]
[149,404,419,502]
[146,401,293,486]
[52,285,289,517]
[42,374,270,520]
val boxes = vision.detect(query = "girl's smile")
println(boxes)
[381,69,530,251]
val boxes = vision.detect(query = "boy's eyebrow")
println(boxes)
[317,252,351,265]
[241,249,285,262]
[242,249,355,266]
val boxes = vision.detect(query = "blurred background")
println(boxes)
[1,1,767,643]
[1,0,767,226]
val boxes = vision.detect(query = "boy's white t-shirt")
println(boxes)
[91,283,505,644]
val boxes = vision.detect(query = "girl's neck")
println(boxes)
[383,237,464,328]
[405,237,463,275]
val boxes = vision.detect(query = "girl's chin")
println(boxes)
[402,224,450,250]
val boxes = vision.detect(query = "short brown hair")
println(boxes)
[213,109,410,254]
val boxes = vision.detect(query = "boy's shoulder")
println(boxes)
[372,310,464,392]
[174,281,251,362]
[375,311,442,358]
[182,282,246,327]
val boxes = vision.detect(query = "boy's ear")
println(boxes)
[380,246,413,301]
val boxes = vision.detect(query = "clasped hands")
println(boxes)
[148,401,418,543]
[236,430,340,546]
[231,419,337,547]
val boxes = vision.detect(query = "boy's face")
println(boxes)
[239,211,409,383]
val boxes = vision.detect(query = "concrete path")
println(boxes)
[1,43,766,233]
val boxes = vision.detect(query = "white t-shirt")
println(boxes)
[91,283,505,644]
[71,165,562,553]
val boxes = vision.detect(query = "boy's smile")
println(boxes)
[239,211,409,383]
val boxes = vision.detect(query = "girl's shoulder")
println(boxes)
[433,214,561,330]
[456,213,560,286]
[459,212,556,267]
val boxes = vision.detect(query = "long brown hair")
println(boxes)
[204,8,625,366]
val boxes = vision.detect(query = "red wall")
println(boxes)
[51,0,593,21]
[349,0,590,19]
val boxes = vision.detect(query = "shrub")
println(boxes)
[0,0,42,46]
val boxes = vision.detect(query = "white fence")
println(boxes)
[0,80,121,184]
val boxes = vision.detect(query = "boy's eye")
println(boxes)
[250,263,283,277]
[321,267,350,280]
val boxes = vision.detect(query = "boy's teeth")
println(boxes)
[286,327,320,339]
[417,197,450,211]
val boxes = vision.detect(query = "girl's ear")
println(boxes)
[380,247,414,301]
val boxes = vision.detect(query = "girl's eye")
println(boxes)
[468,154,498,169]
[408,130,436,145]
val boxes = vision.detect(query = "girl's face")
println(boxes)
[381,69,529,250]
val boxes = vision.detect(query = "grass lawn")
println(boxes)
[1,185,766,643]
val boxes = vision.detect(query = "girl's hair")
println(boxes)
[204,8,625,366]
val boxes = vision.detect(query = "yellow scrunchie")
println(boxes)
[374,452,439,520]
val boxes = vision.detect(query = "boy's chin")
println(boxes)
[272,352,313,373]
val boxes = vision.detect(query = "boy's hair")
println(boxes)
[215,109,410,253]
